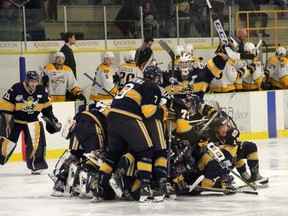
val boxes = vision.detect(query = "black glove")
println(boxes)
[237,67,246,78]
[42,75,49,87]
[113,73,120,83]
[247,63,256,73]
[45,111,58,122]
[76,92,86,101]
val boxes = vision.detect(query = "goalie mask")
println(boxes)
[41,116,62,134]
[179,54,192,80]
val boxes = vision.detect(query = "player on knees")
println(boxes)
[0,71,61,174]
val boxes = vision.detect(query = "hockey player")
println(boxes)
[162,44,228,100]
[269,47,288,89]
[97,64,167,202]
[51,102,109,197]
[183,43,202,69]
[90,52,118,101]
[203,113,269,187]
[242,42,264,91]
[167,45,184,72]
[42,52,86,102]
[0,71,61,174]
[234,59,248,92]
[114,50,142,89]
[210,58,237,93]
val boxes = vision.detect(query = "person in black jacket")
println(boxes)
[60,32,77,101]
[60,32,77,78]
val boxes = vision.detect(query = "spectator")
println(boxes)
[172,0,190,37]
[238,0,270,37]
[274,0,288,19]
[237,28,248,53]
[114,0,141,38]
[141,1,159,37]
[48,0,58,22]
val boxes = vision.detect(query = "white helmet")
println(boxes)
[174,45,184,57]
[54,52,65,61]
[179,53,191,78]
[104,52,115,59]
[244,42,255,54]
[124,50,136,63]
[184,43,194,55]
[276,47,286,56]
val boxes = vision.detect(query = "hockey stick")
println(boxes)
[84,73,114,98]
[195,186,258,195]
[205,0,254,60]
[159,40,175,179]
[207,142,257,191]
[199,91,236,134]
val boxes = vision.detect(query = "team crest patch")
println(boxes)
[15,95,23,101]
[232,129,239,137]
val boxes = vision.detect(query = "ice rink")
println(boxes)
[1,138,288,216]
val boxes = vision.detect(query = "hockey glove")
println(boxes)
[247,63,256,74]
[237,67,246,78]
[42,75,49,87]
[76,92,86,102]
[113,73,120,83]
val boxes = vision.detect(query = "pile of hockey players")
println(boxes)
[49,39,274,203]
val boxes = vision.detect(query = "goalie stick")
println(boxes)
[159,40,175,179]
[84,73,115,98]
[205,0,254,60]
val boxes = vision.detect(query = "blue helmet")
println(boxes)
[143,65,162,81]
[26,71,39,81]
[185,94,202,112]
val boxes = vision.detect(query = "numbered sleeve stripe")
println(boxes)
[136,120,153,147]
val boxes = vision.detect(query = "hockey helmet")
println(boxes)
[26,71,39,81]
[41,116,62,134]
[184,43,194,55]
[185,94,202,113]
[104,52,115,59]
[54,52,65,61]
[244,42,256,54]
[143,65,163,84]
[276,47,286,57]
[124,50,136,63]
[210,113,228,131]
[174,45,184,57]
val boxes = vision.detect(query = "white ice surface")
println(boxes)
[1,138,288,216]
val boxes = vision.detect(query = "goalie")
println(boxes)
[0,71,61,174]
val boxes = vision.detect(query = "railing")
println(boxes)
[236,10,288,50]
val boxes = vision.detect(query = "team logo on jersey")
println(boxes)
[22,96,39,114]
[37,95,43,98]
[15,95,23,101]
[51,74,65,90]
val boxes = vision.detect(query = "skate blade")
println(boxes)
[91,196,104,203]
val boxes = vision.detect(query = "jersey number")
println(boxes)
[115,83,134,99]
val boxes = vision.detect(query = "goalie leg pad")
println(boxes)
[24,121,48,171]
[0,136,16,165]
[0,113,14,138]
